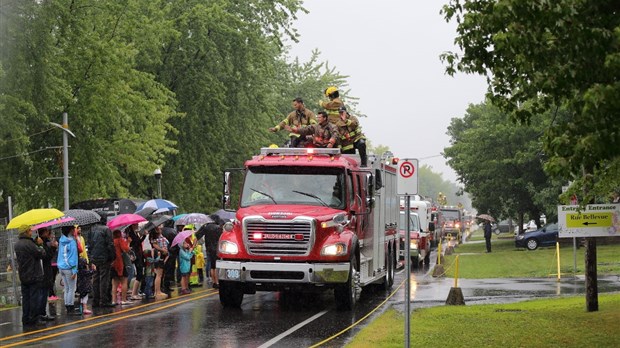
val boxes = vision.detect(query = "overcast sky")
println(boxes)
[287,1,488,183]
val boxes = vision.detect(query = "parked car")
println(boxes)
[515,223,559,250]
[493,219,516,235]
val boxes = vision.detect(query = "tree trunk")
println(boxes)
[585,237,598,312]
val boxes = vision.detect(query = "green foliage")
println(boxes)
[348,295,620,348]
[444,101,562,224]
[0,0,359,215]
[441,0,620,204]
[443,237,620,278]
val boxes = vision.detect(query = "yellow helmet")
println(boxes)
[325,86,338,97]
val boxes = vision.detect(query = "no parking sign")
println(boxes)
[396,158,418,195]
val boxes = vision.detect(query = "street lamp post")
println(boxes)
[49,112,76,211]
[153,168,162,198]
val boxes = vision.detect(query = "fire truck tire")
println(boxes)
[383,247,395,290]
[335,254,359,310]
[219,281,244,308]
[411,256,420,270]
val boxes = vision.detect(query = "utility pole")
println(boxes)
[50,113,75,211]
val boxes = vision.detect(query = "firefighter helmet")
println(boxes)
[325,86,338,97]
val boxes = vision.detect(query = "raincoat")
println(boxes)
[57,235,78,275]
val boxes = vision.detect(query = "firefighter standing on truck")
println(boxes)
[319,86,344,124]
[269,97,317,147]
[286,111,338,148]
[337,106,368,167]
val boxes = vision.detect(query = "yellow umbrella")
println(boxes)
[6,208,65,229]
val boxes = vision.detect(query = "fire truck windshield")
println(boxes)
[240,166,345,209]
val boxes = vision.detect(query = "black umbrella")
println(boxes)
[135,207,156,218]
[140,215,171,233]
[58,209,101,227]
[212,209,236,221]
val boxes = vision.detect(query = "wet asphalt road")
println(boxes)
[2,250,620,347]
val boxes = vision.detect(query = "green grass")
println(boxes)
[441,231,620,278]
[346,293,620,348]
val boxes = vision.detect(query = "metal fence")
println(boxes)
[0,217,20,306]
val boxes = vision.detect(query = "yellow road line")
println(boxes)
[309,279,406,348]
[1,289,216,343]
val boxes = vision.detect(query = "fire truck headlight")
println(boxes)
[321,243,347,256]
[410,240,418,250]
[223,221,234,232]
[219,240,238,254]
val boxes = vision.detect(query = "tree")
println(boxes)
[441,0,620,204]
[444,101,561,228]
[0,1,180,211]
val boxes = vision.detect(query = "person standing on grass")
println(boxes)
[483,220,492,253]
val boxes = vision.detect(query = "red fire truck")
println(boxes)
[216,147,399,309]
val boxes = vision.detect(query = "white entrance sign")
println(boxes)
[558,204,620,238]
[396,158,418,195]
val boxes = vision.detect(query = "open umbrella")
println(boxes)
[32,217,76,231]
[136,199,178,213]
[212,209,236,221]
[62,209,101,226]
[7,208,65,229]
[107,213,147,230]
[141,215,171,234]
[135,207,157,218]
[476,214,495,222]
[171,229,195,248]
[171,213,188,222]
[175,213,212,226]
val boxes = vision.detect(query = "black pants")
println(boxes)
[342,139,368,166]
[21,282,45,325]
[485,237,492,252]
[92,261,112,305]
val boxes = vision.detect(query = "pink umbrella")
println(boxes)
[107,213,147,230]
[32,217,76,231]
[171,229,195,248]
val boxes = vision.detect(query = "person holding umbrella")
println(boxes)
[14,225,48,326]
[37,227,58,320]
[483,219,493,253]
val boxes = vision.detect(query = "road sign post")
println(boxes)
[395,157,418,348]
[558,204,620,238]
[396,158,418,196]
[558,203,620,312]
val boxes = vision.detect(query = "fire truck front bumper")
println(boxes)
[216,260,350,284]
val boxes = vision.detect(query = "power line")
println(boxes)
[0,146,62,162]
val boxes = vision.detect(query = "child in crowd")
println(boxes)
[143,249,156,299]
[178,240,194,295]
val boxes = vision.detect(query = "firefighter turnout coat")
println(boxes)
[337,114,365,152]
[319,97,344,124]
[296,121,339,148]
[273,108,317,137]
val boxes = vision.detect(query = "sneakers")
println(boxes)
[47,295,59,301]
[212,283,219,289]
[120,300,132,305]
[82,309,92,314]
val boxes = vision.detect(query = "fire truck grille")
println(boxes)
[245,220,313,256]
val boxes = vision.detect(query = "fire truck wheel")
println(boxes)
[411,256,420,270]
[219,281,244,308]
[335,253,359,310]
[383,247,394,290]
